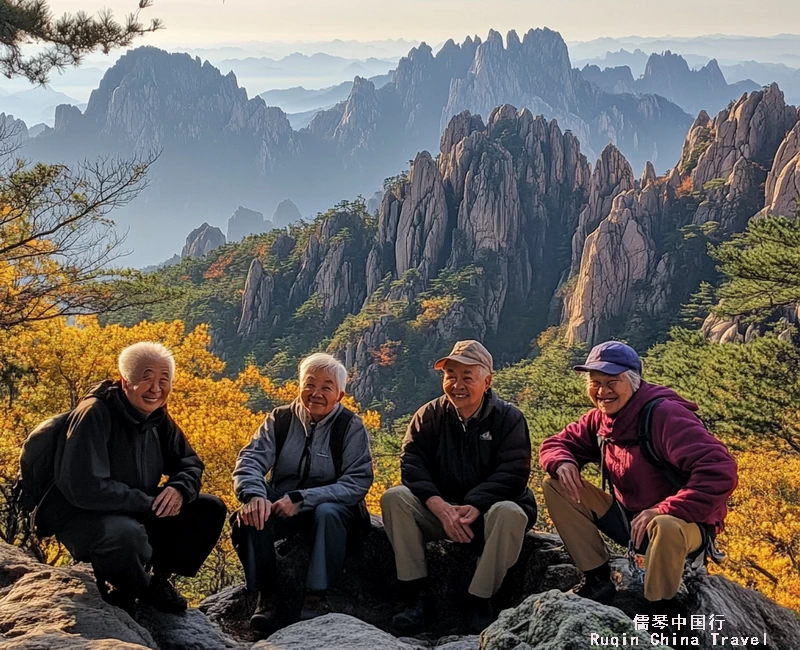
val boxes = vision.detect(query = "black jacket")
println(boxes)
[401,389,536,526]
[39,380,204,533]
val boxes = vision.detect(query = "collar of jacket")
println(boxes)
[446,389,496,429]
[291,397,342,435]
[85,379,166,430]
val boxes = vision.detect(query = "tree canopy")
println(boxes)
[0,0,161,84]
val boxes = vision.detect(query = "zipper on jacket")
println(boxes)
[296,422,317,489]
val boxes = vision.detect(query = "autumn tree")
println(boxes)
[0,0,161,84]
[0,154,173,329]
[718,451,800,610]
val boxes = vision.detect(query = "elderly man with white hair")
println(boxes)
[36,342,227,616]
[231,352,374,633]
[381,340,536,635]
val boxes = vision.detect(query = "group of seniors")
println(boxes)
[32,335,738,635]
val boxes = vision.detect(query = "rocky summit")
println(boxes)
[2,522,799,650]
[228,207,272,244]
[182,223,226,259]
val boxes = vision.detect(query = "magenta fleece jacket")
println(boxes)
[539,381,738,531]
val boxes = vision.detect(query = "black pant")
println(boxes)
[231,501,355,594]
[56,494,227,595]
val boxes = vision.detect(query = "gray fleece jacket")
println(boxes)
[233,399,373,511]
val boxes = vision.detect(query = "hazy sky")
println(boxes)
[53,0,800,46]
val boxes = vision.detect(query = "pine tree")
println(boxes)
[0,0,161,84]
[712,215,800,319]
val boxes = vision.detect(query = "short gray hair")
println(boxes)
[118,342,176,383]
[299,352,347,393]
[585,368,642,392]
[624,369,642,392]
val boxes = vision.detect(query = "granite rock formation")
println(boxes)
[0,112,29,144]
[181,222,226,258]
[238,259,275,337]
[580,64,636,95]
[287,208,372,324]
[435,29,691,169]
[222,86,799,402]
[228,206,272,243]
[762,117,800,218]
[563,85,799,346]
[333,105,590,403]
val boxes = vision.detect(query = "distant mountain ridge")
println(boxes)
[581,51,761,116]
[22,29,695,266]
[259,73,393,115]
[309,27,692,171]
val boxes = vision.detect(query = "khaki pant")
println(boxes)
[542,476,703,601]
[380,486,528,598]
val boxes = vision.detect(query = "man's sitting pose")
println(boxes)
[36,342,227,615]
[231,352,374,634]
[381,340,537,635]
[539,341,738,613]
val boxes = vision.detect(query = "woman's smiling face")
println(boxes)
[587,370,634,415]
[300,370,343,422]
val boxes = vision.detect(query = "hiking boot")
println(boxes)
[249,591,278,634]
[392,593,436,635]
[571,564,616,605]
[300,591,331,621]
[140,574,188,614]
[469,596,494,634]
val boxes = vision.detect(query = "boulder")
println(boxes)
[0,541,156,649]
[481,590,670,650]
[684,572,800,649]
[136,605,245,650]
[254,614,415,650]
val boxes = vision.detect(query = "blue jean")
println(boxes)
[231,501,355,593]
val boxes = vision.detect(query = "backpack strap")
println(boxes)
[637,397,688,490]
[272,404,295,464]
[329,407,356,478]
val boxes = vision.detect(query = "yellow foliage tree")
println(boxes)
[715,451,800,610]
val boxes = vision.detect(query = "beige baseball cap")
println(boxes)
[434,340,493,375]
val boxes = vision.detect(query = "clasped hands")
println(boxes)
[556,462,659,549]
[238,495,301,530]
[426,495,480,543]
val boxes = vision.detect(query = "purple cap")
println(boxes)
[573,341,642,376]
